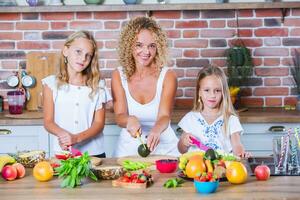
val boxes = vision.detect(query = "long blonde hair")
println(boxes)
[193,65,237,137]
[57,30,100,97]
[118,16,168,79]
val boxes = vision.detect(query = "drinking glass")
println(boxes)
[288,135,300,174]
[273,136,289,174]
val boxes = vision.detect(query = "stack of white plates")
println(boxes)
[63,0,86,5]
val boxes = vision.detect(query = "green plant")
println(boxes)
[291,49,300,95]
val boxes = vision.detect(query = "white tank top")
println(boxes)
[114,67,179,157]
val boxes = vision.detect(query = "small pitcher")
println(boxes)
[26,0,39,6]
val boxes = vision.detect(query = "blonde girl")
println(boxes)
[43,30,111,158]
[178,65,250,158]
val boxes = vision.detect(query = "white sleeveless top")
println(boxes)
[114,67,179,157]
[42,75,112,156]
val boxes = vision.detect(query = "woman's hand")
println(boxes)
[126,116,141,138]
[232,144,252,158]
[58,132,78,147]
[147,131,161,151]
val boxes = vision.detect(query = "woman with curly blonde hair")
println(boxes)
[112,16,179,157]
[43,30,111,158]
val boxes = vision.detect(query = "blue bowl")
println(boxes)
[194,180,219,194]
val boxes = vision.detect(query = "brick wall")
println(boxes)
[0,8,299,109]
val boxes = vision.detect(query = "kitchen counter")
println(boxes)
[0,158,299,200]
[0,107,300,126]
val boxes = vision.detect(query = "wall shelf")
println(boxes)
[0,2,299,13]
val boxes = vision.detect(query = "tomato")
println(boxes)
[120,176,130,183]
[33,161,54,182]
[55,151,71,160]
[226,161,248,184]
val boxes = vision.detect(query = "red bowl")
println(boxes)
[155,159,178,173]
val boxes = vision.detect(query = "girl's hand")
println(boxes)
[182,133,194,148]
[147,131,160,151]
[126,116,141,138]
[233,144,252,158]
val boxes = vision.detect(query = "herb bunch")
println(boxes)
[55,152,97,188]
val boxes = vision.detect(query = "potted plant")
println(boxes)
[290,49,300,110]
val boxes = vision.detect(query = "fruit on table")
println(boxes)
[185,155,206,178]
[1,165,17,181]
[33,161,54,182]
[12,163,26,178]
[17,150,45,168]
[55,151,71,160]
[138,144,151,157]
[226,161,248,184]
[0,154,16,172]
[254,164,270,181]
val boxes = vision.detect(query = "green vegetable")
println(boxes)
[138,144,151,157]
[55,152,97,188]
[122,160,151,171]
[163,178,185,188]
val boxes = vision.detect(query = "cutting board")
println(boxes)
[26,52,60,111]
[117,155,178,166]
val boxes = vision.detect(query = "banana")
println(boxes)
[0,154,16,172]
[229,87,240,96]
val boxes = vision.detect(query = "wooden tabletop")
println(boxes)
[0,158,299,200]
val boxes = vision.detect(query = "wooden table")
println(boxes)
[1,159,300,200]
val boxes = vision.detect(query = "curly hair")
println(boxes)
[57,30,101,98]
[118,16,168,79]
[193,65,237,137]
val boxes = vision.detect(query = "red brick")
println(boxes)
[240,88,252,97]
[292,9,300,16]
[0,22,14,30]
[201,49,225,58]
[0,51,25,59]
[43,31,74,40]
[255,67,288,76]
[186,69,200,78]
[239,39,262,47]
[128,11,147,18]
[22,13,38,20]
[291,28,300,36]
[282,77,294,86]
[70,21,103,30]
[0,13,20,20]
[104,21,120,29]
[211,59,227,67]
[0,42,14,49]
[254,87,289,96]
[17,41,50,50]
[174,98,193,109]
[76,12,92,19]
[183,49,199,58]
[0,32,22,40]
[283,38,300,46]
[41,12,74,20]
[170,49,182,58]
[178,78,196,87]
[95,12,126,19]
[201,10,235,19]
[284,18,300,26]
[158,20,174,29]
[51,22,67,30]
[95,31,120,40]
[210,39,226,47]
[256,9,282,17]
[176,21,208,29]
[152,11,181,19]
[105,41,118,49]
[175,89,183,98]
[254,48,289,57]
[183,11,200,19]
[264,58,280,66]
[241,97,264,107]
[174,39,208,48]
[52,41,65,50]
[106,60,120,68]
[209,20,225,28]
[266,97,282,107]
[1,61,18,69]
[264,38,281,46]
[99,50,118,59]
[264,78,281,86]
[255,28,288,37]
[253,58,262,67]
[201,29,235,38]
[173,69,184,78]
[176,59,209,68]
[183,30,199,38]
[185,88,196,97]
[284,97,297,106]
[228,19,262,28]
[17,22,49,30]
[238,10,253,17]
[239,29,252,37]
[166,30,180,38]
[281,57,293,67]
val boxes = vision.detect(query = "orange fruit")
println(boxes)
[185,156,206,178]
[226,161,248,184]
[33,161,54,182]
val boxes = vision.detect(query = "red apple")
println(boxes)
[1,165,17,181]
[12,163,26,178]
[254,164,270,181]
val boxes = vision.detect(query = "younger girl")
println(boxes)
[177,65,250,158]
[43,30,111,158]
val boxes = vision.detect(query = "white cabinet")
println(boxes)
[241,123,299,157]
[0,126,50,157]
